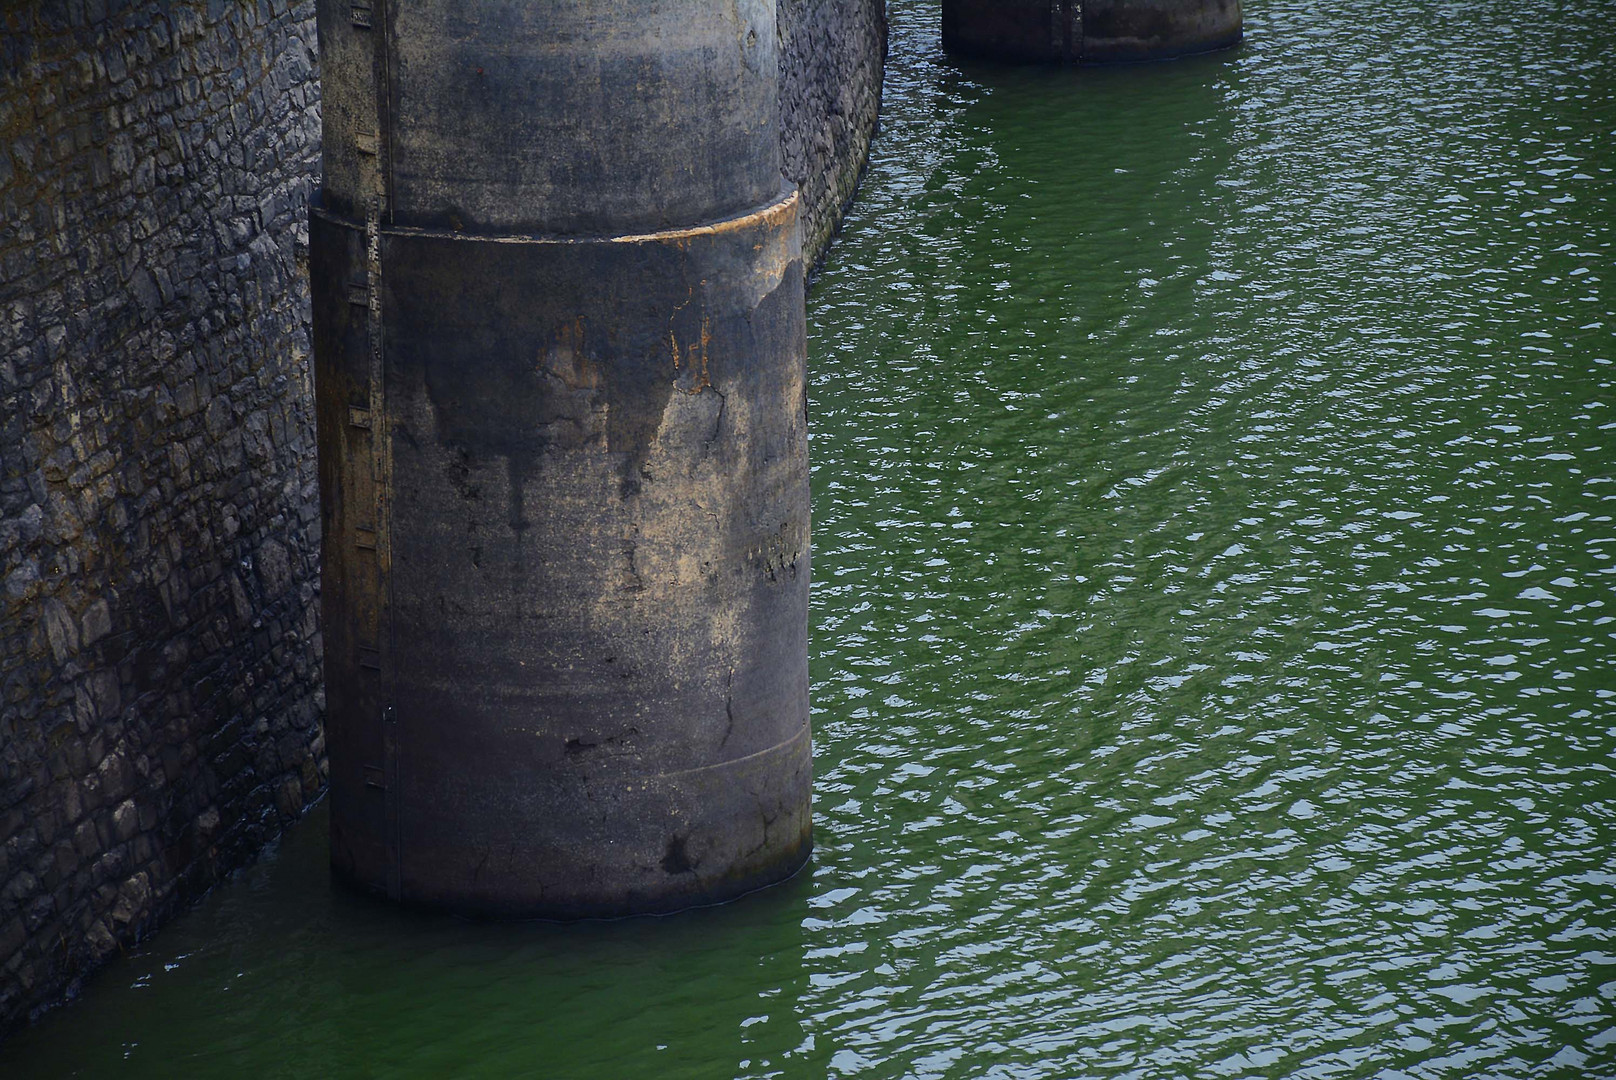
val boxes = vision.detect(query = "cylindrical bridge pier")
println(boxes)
[942,0,1242,64]
[310,0,811,917]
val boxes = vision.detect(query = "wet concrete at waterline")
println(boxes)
[4,0,1614,1075]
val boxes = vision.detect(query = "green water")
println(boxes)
[7,1,1615,1076]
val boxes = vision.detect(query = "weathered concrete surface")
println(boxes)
[943,0,1081,64]
[0,0,326,1035]
[943,0,1240,63]
[321,1,782,236]
[313,0,811,916]
[1082,0,1242,61]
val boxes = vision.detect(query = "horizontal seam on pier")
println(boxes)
[640,723,811,782]
[310,189,799,246]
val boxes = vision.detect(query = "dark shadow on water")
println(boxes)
[1,800,829,1079]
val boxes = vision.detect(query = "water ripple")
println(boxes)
[804,1,1616,1076]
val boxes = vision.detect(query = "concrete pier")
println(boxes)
[942,0,1241,63]
[311,0,811,916]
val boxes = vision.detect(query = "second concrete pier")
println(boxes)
[942,0,1242,64]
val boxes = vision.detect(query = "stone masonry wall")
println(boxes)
[0,0,884,1039]
[780,0,888,269]
[0,0,325,1034]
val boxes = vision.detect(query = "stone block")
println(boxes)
[41,599,79,664]
[83,919,116,962]
[79,599,112,647]
[274,775,301,818]
[96,751,132,804]
[111,800,139,843]
[0,920,23,966]
[110,872,149,927]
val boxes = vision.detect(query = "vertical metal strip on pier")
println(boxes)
[351,0,400,902]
